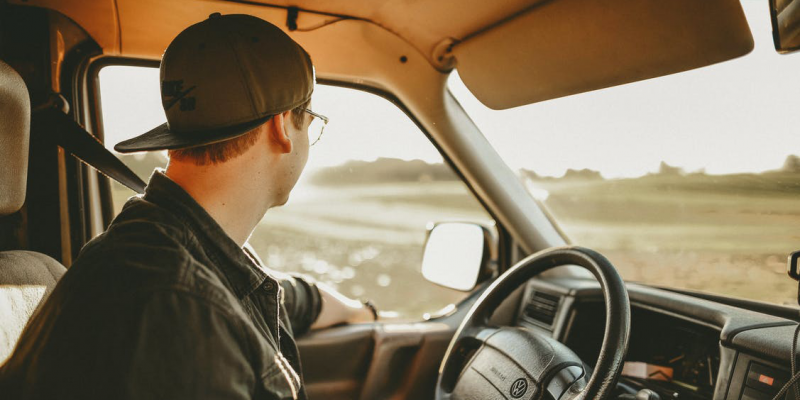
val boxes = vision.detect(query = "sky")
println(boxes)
[450,0,800,178]
[100,0,800,179]
[98,73,444,171]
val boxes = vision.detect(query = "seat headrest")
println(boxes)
[0,60,30,216]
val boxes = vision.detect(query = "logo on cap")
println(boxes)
[510,378,528,398]
[162,80,197,112]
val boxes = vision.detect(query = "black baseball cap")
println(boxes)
[114,13,314,153]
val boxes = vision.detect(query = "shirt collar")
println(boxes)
[142,169,271,299]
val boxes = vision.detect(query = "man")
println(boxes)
[0,13,374,399]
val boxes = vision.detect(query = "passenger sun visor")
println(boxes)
[451,0,754,110]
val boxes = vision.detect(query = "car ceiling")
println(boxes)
[5,0,540,66]
[6,0,757,111]
[248,0,542,66]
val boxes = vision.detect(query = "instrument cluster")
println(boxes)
[563,302,721,399]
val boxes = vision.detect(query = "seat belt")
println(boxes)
[31,106,147,194]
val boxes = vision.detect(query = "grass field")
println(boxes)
[110,157,800,318]
[249,181,493,319]
[534,171,800,305]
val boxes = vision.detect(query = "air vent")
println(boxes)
[522,290,562,327]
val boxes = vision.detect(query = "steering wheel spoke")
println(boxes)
[437,326,499,394]
[435,246,630,400]
[459,325,499,342]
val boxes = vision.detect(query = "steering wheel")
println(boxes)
[435,246,631,400]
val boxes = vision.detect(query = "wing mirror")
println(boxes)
[770,0,800,53]
[420,222,496,291]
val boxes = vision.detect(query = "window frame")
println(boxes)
[85,57,513,281]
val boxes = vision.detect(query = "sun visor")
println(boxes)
[452,0,754,110]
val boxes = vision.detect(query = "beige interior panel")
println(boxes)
[244,0,542,67]
[115,0,329,59]
[8,0,120,54]
[452,0,755,109]
[9,0,540,66]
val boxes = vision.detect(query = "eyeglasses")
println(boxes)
[303,108,329,146]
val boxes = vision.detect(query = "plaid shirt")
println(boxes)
[1,171,321,399]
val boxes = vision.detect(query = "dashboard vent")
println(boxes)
[522,290,562,327]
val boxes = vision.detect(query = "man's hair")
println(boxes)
[168,100,309,165]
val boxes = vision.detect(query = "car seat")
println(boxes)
[0,59,66,364]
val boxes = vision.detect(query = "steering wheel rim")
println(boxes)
[435,246,631,400]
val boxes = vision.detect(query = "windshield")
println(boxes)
[449,0,800,306]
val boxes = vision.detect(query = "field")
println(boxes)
[248,180,492,319]
[535,171,800,305]
[110,156,800,319]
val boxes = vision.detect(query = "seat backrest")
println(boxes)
[0,60,66,364]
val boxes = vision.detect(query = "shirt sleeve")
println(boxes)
[278,273,322,336]
[124,290,257,400]
[242,242,322,336]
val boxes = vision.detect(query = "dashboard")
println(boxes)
[564,302,721,399]
[513,278,800,400]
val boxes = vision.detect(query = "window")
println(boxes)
[448,0,800,306]
[98,66,168,215]
[98,65,494,320]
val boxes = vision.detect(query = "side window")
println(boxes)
[98,66,168,214]
[98,65,495,320]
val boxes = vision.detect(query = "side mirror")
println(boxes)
[420,222,496,291]
[771,0,800,53]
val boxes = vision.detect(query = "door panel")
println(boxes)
[297,283,524,400]
[298,322,455,400]
[298,324,375,400]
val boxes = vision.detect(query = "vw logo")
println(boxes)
[510,378,528,398]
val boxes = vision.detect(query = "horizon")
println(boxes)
[120,151,800,181]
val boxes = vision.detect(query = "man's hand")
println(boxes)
[310,282,377,330]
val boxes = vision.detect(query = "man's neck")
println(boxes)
[164,159,274,247]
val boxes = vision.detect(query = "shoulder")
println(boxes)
[103,195,191,250]
[65,197,231,306]
[73,199,189,277]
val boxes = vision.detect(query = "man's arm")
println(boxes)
[279,274,375,332]
[247,242,376,332]
[310,282,376,330]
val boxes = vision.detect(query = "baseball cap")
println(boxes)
[114,13,314,153]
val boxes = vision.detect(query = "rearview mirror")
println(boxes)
[420,222,495,291]
[771,0,800,53]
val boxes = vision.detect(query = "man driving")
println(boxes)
[0,13,373,399]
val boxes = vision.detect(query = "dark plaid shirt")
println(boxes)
[0,171,321,400]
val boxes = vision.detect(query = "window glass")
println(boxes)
[448,0,800,306]
[98,66,168,214]
[98,67,494,319]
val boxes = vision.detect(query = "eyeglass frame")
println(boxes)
[303,108,329,146]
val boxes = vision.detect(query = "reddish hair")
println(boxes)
[168,100,308,165]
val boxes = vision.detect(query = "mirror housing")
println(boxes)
[771,0,800,53]
[420,222,496,292]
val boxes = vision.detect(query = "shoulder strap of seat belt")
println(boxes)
[31,107,147,194]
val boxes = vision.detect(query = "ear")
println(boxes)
[267,110,294,154]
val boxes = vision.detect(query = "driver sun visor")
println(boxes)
[452,0,754,110]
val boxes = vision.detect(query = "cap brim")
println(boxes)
[114,114,275,153]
